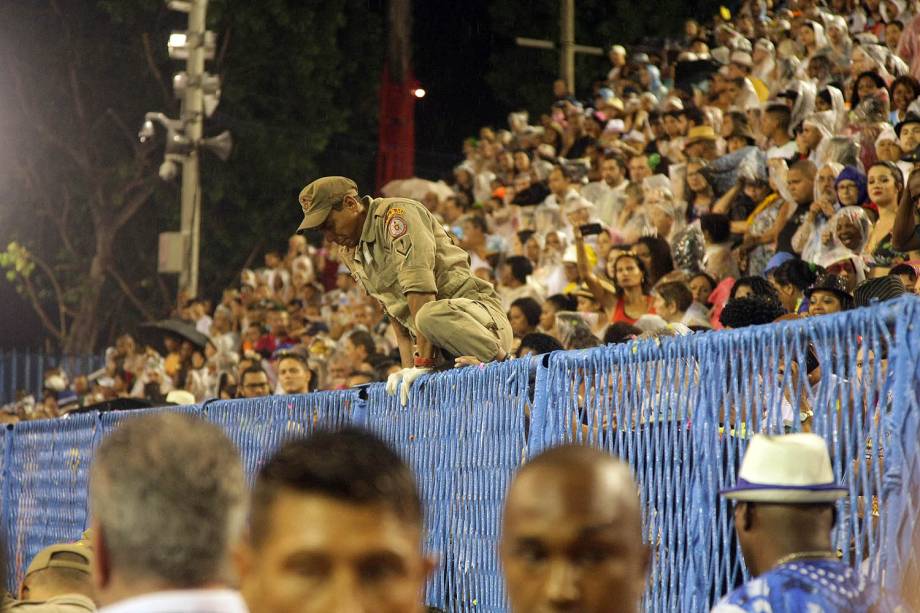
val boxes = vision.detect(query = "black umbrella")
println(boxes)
[137,319,209,355]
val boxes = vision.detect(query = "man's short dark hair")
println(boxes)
[730,276,782,303]
[771,258,819,290]
[241,366,268,384]
[602,150,628,172]
[348,330,377,356]
[719,296,786,328]
[510,297,542,327]
[463,214,489,234]
[700,213,731,243]
[603,322,641,344]
[249,428,423,546]
[506,256,534,284]
[516,332,563,357]
[765,104,792,132]
[546,293,577,312]
[681,107,705,126]
[655,281,693,313]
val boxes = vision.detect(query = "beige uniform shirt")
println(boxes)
[341,196,501,336]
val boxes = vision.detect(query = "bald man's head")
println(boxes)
[500,445,648,613]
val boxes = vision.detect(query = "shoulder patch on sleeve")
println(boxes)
[385,207,405,222]
[387,214,408,239]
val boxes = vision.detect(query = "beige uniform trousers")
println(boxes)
[415,297,513,362]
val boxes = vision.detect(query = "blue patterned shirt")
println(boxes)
[710,558,899,613]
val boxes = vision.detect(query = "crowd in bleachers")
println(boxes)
[6,0,920,422]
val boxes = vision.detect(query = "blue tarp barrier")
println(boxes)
[0,296,918,612]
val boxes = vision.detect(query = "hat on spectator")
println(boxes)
[889,261,920,282]
[686,125,718,145]
[56,390,80,413]
[564,195,596,214]
[721,433,846,503]
[571,284,596,300]
[610,44,626,56]
[711,47,731,65]
[754,38,775,53]
[895,113,920,137]
[562,244,596,268]
[603,97,626,113]
[854,32,879,45]
[854,276,907,307]
[604,118,626,133]
[297,176,358,233]
[732,37,753,53]
[662,97,684,111]
[632,52,650,65]
[730,51,753,67]
[876,124,898,146]
[728,124,757,145]
[25,542,93,579]
[771,19,792,32]
[804,274,854,309]
[764,252,795,275]
[165,390,196,406]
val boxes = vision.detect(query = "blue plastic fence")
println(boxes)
[1,296,919,612]
[0,350,105,404]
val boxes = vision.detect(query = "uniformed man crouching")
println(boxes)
[296,176,512,404]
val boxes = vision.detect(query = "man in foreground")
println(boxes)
[712,433,894,612]
[500,444,649,613]
[295,176,512,404]
[235,427,435,613]
[89,412,247,613]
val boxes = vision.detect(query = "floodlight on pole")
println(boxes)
[172,72,189,99]
[412,87,426,98]
[167,30,216,60]
[166,0,193,12]
[137,112,185,143]
[138,119,156,143]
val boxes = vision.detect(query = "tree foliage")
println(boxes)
[0,0,383,352]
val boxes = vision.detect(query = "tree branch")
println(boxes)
[217,26,232,70]
[112,182,157,232]
[28,248,73,333]
[18,274,64,341]
[6,59,91,173]
[107,265,156,321]
[142,32,174,108]
[106,108,141,154]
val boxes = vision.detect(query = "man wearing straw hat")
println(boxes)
[712,433,894,612]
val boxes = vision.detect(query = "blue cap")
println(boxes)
[764,252,794,275]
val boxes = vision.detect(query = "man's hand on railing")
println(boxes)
[454,356,483,368]
[385,367,431,406]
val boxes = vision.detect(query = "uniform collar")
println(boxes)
[359,196,380,244]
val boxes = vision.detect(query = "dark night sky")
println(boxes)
[412,0,507,181]
[0,2,508,352]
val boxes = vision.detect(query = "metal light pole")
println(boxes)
[179,0,207,297]
[140,0,232,300]
[560,0,575,94]
[514,0,603,94]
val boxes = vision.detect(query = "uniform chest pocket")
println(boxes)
[366,261,398,292]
